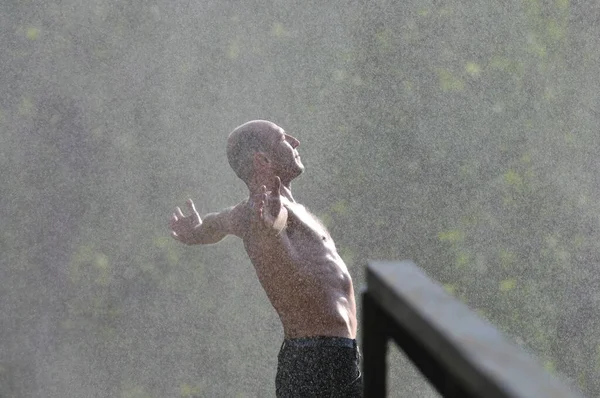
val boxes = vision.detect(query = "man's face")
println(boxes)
[266,126,304,179]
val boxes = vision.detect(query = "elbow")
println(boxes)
[196,233,227,245]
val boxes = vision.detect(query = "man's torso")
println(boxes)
[232,197,357,339]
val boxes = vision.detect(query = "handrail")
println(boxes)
[361,260,584,397]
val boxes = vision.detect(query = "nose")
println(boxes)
[287,135,300,148]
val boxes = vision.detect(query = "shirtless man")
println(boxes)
[169,120,362,397]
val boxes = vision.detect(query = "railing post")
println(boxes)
[362,290,388,397]
[362,260,585,398]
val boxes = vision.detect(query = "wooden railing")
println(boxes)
[361,260,585,397]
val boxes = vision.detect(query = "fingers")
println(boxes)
[170,200,197,231]
[171,230,191,245]
[255,192,268,223]
[186,199,197,214]
[171,231,185,243]
[172,200,198,220]
[187,198,201,224]
[169,199,202,244]
[256,186,267,215]
[257,200,264,219]
[274,176,281,196]
[256,192,264,214]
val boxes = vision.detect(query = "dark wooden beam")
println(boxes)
[362,260,584,398]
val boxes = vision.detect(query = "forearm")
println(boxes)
[190,213,228,245]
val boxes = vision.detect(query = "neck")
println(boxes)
[248,175,294,201]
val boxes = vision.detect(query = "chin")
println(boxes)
[284,167,303,182]
[280,161,304,181]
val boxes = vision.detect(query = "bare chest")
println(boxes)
[284,202,331,243]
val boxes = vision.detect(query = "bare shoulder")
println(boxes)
[225,199,251,238]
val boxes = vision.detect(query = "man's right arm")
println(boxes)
[170,199,240,245]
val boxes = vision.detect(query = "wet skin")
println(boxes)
[241,193,357,339]
[170,121,357,339]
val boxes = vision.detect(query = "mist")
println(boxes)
[2,1,599,397]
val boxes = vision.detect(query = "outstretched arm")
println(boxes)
[170,199,234,245]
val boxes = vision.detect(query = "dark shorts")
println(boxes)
[275,336,363,397]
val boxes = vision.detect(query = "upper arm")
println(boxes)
[200,201,247,243]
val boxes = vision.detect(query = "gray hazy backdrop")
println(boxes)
[2,1,600,397]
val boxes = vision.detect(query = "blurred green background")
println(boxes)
[1,0,599,396]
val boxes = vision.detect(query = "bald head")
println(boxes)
[227,120,280,183]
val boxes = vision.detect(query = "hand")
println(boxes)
[170,199,202,244]
[253,177,288,235]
